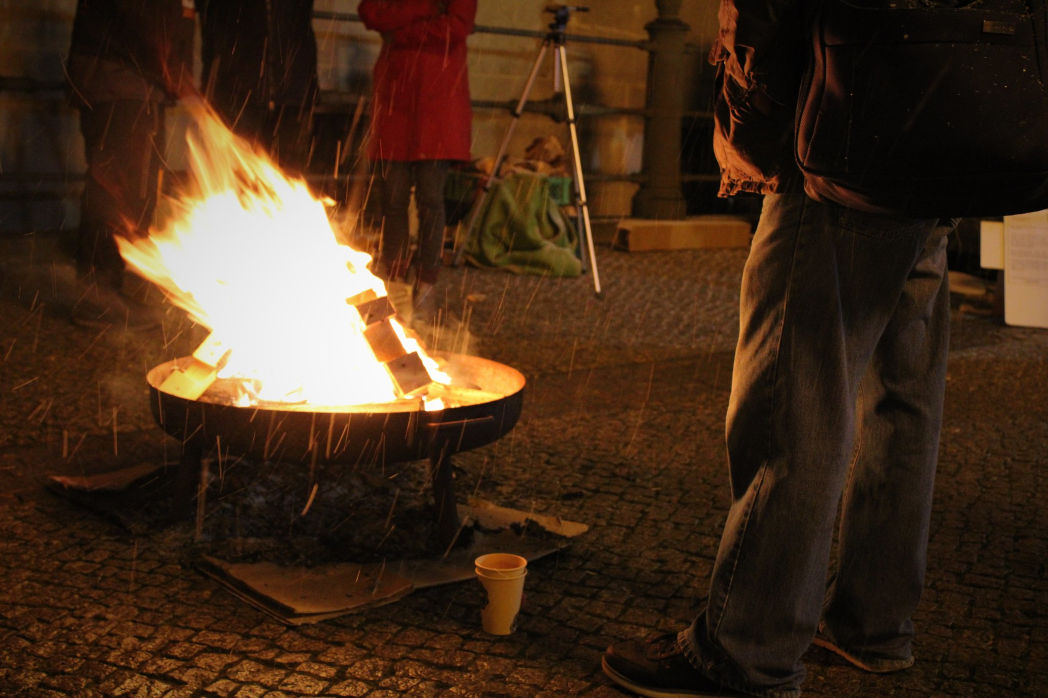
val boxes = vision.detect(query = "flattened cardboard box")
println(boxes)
[198,497,589,625]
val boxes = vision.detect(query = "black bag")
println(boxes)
[795,0,1048,217]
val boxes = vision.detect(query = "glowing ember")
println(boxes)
[117,98,448,409]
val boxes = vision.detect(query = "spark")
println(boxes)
[67,432,87,460]
[77,326,110,359]
[263,430,287,461]
[471,455,491,499]
[330,510,356,533]
[300,482,319,516]
[371,558,387,596]
[11,376,39,392]
[623,363,656,456]
[375,524,396,551]
[28,398,53,423]
[195,459,210,542]
[128,540,137,592]
[522,277,543,326]
[161,323,186,349]
[30,310,43,354]
[216,435,223,484]
[17,303,41,327]
[181,423,204,446]
[440,515,472,559]
[382,488,400,530]
[112,407,119,456]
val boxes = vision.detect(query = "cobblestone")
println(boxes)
[1,234,1046,696]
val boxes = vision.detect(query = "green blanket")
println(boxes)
[465,172,582,277]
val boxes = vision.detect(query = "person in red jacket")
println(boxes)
[357,0,476,320]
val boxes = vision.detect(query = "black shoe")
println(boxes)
[811,623,914,674]
[602,632,745,698]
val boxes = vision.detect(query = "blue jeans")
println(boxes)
[376,160,449,285]
[680,193,953,695]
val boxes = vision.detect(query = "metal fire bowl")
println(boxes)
[147,353,525,466]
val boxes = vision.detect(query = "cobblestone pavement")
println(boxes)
[1,231,1045,697]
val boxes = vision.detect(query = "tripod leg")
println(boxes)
[557,44,603,297]
[452,40,552,267]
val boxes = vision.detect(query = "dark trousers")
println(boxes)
[76,99,164,290]
[215,101,315,177]
[375,160,450,285]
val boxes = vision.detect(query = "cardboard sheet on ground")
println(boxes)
[198,498,588,625]
[47,463,176,533]
[49,463,163,491]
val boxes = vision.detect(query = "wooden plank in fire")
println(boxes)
[160,333,231,400]
[425,382,504,407]
[346,289,401,328]
[345,289,379,308]
[385,352,430,396]
[353,295,396,326]
[350,291,440,400]
[363,319,406,363]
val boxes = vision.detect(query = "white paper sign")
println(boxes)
[1003,211,1048,329]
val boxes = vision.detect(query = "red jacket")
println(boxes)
[358,0,476,162]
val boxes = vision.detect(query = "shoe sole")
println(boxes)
[601,657,738,698]
[810,635,914,674]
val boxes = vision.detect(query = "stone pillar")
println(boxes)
[632,0,689,219]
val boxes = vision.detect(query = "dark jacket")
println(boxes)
[709,0,810,196]
[196,0,319,114]
[67,0,195,103]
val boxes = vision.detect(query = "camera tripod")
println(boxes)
[454,5,603,296]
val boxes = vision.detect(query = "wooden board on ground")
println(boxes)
[613,216,752,252]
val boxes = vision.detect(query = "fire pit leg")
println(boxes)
[173,438,204,521]
[430,444,462,551]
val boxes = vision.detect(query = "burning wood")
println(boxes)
[159,333,231,400]
[345,289,379,307]
[385,352,431,396]
[115,99,456,409]
[351,295,395,326]
[361,318,403,363]
[347,293,439,399]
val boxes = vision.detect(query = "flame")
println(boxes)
[118,98,447,409]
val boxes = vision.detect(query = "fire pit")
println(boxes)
[100,99,533,552]
[148,352,525,548]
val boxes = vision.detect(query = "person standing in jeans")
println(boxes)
[357,0,476,322]
[601,0,956,695]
